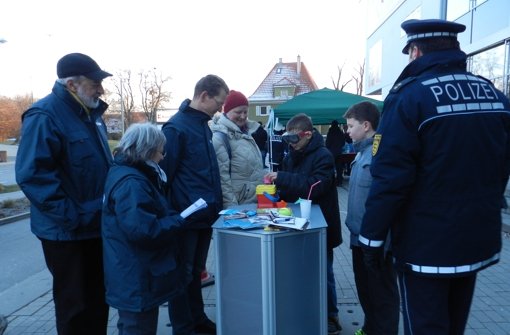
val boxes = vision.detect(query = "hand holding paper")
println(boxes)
[180,198,208,219]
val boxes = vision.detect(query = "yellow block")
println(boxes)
[256,184,276,195]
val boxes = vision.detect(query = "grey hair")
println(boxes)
[56,75,83,85]
[113,123,166,163]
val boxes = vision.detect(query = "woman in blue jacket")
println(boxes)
[102,123,185,334]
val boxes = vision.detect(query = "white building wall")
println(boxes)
[365,0,510,98]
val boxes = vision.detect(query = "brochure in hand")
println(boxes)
[180,198,207,219]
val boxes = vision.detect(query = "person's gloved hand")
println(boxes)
[362,247,385,277]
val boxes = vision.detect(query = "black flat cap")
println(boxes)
[57,53,112,81]
[401,19,466,54]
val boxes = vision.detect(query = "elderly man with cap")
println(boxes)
[358,19,510,334]
[210,90,265,208]
[16,53,113,334]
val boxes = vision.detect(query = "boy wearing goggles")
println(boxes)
[264,113,343,335]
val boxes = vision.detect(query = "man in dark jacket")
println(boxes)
[267,127,287,172]
[160,74,229,335]
[325,120,345,186]
[15,53,112,334]
[264,113,343,335]
[359,19,510,334]
[252,121,268,167]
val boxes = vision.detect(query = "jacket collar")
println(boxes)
[395,49,467,84]
[353,137,373,152]
[51,81,109,119]
[179,98,212,121]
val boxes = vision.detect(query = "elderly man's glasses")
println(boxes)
[282,131,309,144]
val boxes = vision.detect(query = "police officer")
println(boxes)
[359,19,510,335]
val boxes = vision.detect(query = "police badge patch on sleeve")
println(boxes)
[372,134,381,156]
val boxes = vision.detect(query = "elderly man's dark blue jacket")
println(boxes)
[15,82,113,240]
[160,99,223,228]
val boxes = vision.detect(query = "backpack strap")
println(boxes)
[213,131,232,175]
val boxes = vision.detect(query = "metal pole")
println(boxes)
[120,78,125,135]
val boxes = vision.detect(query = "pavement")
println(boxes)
[1,143,510,334]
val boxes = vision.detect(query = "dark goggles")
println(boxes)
[282,131,308,144]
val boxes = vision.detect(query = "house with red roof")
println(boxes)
[248,55,318,126]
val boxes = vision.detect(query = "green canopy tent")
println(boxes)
[273,88,384,125]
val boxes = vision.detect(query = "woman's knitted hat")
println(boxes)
[223,90,248,113]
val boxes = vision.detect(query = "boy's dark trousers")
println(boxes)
[352,246,400,335]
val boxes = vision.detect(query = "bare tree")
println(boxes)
[109,70,137,132]
[352,61,365,95]
[139,68,171,123]
[331,64,353,91]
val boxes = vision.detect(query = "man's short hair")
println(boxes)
[343,101,380,130]
[194,74,229,98]
[409,38,461,55]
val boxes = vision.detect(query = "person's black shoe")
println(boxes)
[195,318,216,334]
[0,315,8,335]
[328,316,342,335]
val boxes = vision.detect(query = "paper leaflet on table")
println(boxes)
[180,198,207,219]
[223,219,264,230]
[269,217,309,230]
[223,216,309,231]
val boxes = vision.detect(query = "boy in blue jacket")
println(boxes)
[344,101,399,335]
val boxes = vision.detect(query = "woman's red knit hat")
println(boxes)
[223,90,248,113]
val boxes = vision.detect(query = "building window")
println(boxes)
[447,0,488,21]
[506,40,510,98]
[256,105,271,116]
[276,68,282,74]
[468,43,506,93]
[367,40,382,89]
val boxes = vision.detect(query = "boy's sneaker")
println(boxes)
[0,315,8,335]
[354,329,367,335]
[200,270,215,288]
[328,316,342,335]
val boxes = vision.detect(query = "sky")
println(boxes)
[0,0,371,108]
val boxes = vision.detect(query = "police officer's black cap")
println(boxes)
[401,19,466,54]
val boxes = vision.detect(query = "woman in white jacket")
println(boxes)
[210,90,265,208]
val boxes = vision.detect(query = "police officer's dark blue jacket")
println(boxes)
[276,130,342,250]
[159,99,223,228]
[15,81,113,240]
[359,49,510,277]
[102,154,185,312]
